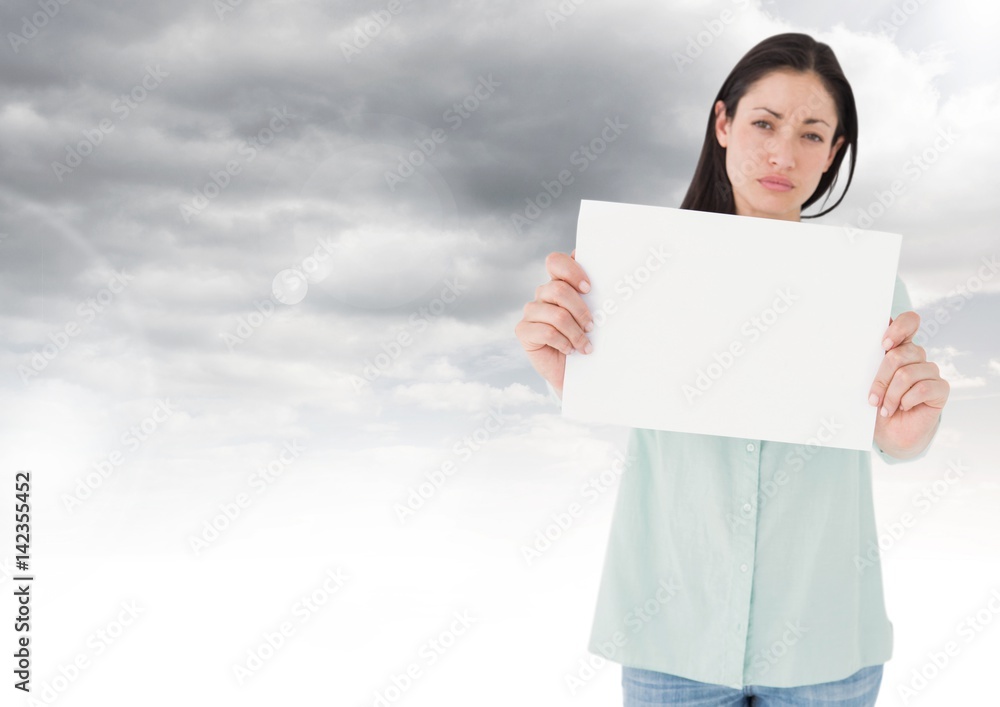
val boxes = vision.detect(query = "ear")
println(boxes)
[713,100,730,148]
[823,135,846,173]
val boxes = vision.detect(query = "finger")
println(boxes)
[898,375,950,414]
[571,248,576,259]
[881,311,920,351]
[879,361,940,418]
[535,277,594,334]
[545,251,590,294]
[523,300,591,353]
[869,341,927,409]
[516,318,576,356]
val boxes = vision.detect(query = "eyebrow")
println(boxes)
[753,106,831,128]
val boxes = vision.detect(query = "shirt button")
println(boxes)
[742,502,752,512]
[740,563,749,572]
[746,443,755,452]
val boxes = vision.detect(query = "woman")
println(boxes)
[514,33,949,706]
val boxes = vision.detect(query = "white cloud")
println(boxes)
[928,346,987,389]
[1,0,995,458]
[390,380,547,412]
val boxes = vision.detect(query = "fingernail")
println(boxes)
[585,321,594,332]
[880,406,888,418]
[868,393,879,406]
[583,341,593,355]
[580,281,591,293]
[882,337,893,350]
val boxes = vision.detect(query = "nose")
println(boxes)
[764,127,795,170]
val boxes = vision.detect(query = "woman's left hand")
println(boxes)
[869,311,950,458]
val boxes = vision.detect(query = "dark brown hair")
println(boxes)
[680,32,858,219]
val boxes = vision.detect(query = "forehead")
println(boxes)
[737,70,838,123]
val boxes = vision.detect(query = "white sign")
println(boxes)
[561,199,902,450]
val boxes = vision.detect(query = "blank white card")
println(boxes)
[561,199,902,450]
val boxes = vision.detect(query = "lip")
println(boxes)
[758,175,793,192]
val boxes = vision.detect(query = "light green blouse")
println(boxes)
[551,275,941,688]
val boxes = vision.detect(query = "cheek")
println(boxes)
[805,146,833,174]
[724,149,746,187]
[738,129,774,165]
[725,129,766,184]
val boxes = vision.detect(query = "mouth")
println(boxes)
[758,176,793,192]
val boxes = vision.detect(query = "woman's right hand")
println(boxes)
[514,249,595,396]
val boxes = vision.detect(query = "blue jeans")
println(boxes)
[622,664,883,706]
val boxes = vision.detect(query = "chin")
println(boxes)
[736,193,799,220]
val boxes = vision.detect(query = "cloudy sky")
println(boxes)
[0,0,997,705]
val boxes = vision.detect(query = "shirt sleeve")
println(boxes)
[871,275,941,464]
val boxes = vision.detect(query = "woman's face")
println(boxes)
[714,69,845,221]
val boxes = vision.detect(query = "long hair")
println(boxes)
[679,33,858,219]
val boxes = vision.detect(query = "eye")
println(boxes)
[804,133,824,143]
[753,120,771,129]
